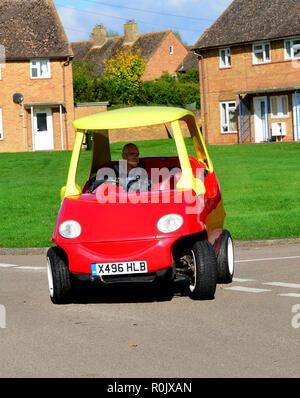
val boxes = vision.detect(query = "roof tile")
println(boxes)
[0,0,72,60]
[195,0,300,50]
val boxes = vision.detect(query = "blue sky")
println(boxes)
[53,0,232,45]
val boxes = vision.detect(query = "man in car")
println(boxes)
[92,143,152,192]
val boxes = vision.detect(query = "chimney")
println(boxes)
[124,20,138,44]
[91,25,107,46]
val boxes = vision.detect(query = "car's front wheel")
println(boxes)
[46,247,73,304]
[189,240,217,300]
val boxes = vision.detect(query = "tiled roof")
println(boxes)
[195,0,300,50]
[71,41,93,59]
[177,45,198,72]
[0,0,73,60]
[71,30,171,75]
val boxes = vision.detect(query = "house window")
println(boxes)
[30,59,50,79]
[220,101,238,133]
[252,42,271,64]
[0,108,3,140]
[219,48,231,68]
[170,46,174,55]
[284,38,300,60]
[270,95,289,118]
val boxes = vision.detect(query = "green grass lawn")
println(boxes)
[0,140,299,247]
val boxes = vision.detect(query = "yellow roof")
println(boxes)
[72,106,194,130]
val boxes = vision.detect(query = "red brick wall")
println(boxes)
[0,59,75,152]
[143,32,188,81]
[74,103,107,119]
[200,40,300,144]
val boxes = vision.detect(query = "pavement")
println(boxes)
[0,237,300,255]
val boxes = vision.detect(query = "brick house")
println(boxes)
[0,0,75,153]
[71,21,188,81]
[193,0,300,145]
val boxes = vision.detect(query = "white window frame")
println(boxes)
[219,47,231,68]
[0,108,3,140]
[252,42,271,64]
[30,59,51,79]
[270,95,289,118]
[170,46,174,55]
[284,38,300,60]
[220,101,238,133]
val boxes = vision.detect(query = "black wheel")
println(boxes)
[46,247,73,304]
[217,230,234,284]
[189,240,217,300]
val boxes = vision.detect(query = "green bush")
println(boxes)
[139,72,200,108]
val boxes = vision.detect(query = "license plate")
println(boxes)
[91,260,148,276]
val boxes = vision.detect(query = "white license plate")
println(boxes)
[91,260,148,276]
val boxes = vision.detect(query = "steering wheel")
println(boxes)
[88,176,126,193]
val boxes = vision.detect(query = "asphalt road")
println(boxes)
[0,243,300,378]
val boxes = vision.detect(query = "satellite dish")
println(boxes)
[13,93,23,104]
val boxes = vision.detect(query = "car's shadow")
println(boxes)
[71,280,190,304]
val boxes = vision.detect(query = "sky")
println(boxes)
[53,0,232,45]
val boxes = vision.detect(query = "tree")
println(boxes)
[72,59,97,103]
[102,47,147,104]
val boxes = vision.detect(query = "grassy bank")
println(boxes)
[0,141,299,247]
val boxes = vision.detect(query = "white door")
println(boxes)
[292,93,300,141]
[33,108,54,151]
[253,97,268,143]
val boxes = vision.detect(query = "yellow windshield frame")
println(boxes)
[62,107,213,199]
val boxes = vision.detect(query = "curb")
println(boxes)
[0,237,300,255]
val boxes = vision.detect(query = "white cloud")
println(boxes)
[57,4,123,42]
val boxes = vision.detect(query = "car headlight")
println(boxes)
[59,220,81,239]
[157,214,183,234]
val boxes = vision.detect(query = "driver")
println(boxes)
[90,143,152,193]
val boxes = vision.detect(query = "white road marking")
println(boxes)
[224,286,271,293]
[0,263,18,268]
[263,282,300,289]
[235,256,300,263]
[0,263,45,271]
[232,278,256,282]
[279,293,300,298]
[15,266,46,271]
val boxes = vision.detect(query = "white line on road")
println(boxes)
[232,278,256,282]
[279,293,300,298]
[263,282,300,289]
[0,263,18,268]
[224,286,271,293]
[0,263,45,271]
[15,266,46,271]
[235,256,300,263]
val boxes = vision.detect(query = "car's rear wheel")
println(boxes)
[217,230,234,284]
[46,247,73,304]
[189,240,217,300]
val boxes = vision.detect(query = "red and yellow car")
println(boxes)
[47,106,234,303]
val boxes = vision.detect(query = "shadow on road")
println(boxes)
[70,280,190,304]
